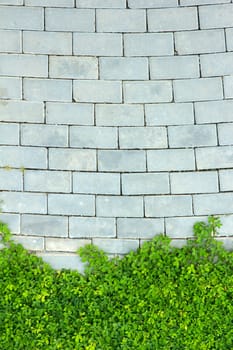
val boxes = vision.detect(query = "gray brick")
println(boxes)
[219,214,233,236]
[49,148,96,171]
[193,193,233,215]
[147,149,195,171]
[117,218,164,239]
[26,0,74,5]
[73,172,120,194]
[201,53,233,77]
[0,6,43,30]
[98,150,146,172]
[23,31,72,55]
[97,196,143,217]
[46,102,94,125]
[77,0,126,7]
[226,28,233,51]
[195,100,233,124]
[124,81,172,103]
[199,4,233,29]
[69,217,116,238]
[0,0,23,4]
[216,237,233,251]
[196,146,233,170]
[0,146,47,169]
[13,235,44,251]
[46,238,91,252]
[1,192,47,214]
[168,125,217,148]
[92,238,139,254]
[22,214,68,237]
[150,56,199,80]
[0,213,20,233]
[119,127,167,149]
[24,78,72,102]
[174,78,223,102]
[38,253,85,272]
[175,29,225,55]
[148,7,198,32]
[0,123,19,145]
[70,126,117,149]
[145,103,194,126]
[124,33,174,56]
[21,124,68,147]
[100,57,148,80]
[145,195,193,217]
[73,81,122,103]
[48,194,95,216]
[165,216,206,238]
[223,76,233,99]
[96,104,144,126]
[24,170,71,193]
[170,171,218,194]
[0,169,22,190]
[218,123,233,145]
[180,0,230,5]
[45,8,95,32]
[219,170,233,191]
[128,0,178,8]
[170,240,187,249]
[50,56,98,79]
[0,54,48,77]
[0,77,21,100]
[96,9,146,32]
[0,100,44,123]
[74,33,122,56]
[122,173,169,195]
[0,30,21,53]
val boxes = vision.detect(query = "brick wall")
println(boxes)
[1,0,233,270]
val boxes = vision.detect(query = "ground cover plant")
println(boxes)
[0,217,233,349]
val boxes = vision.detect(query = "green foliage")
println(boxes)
[0,217,233,349]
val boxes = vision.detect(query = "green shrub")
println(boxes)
[0,217,233,349]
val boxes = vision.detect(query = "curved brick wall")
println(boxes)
[1,0,233,270]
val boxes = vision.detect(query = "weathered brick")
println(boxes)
[0,54,48,77]
[22,214,68,237]
[0,100,44,123]
[70,126,117,149]
[219,170,233,191]
[223,76,233,99]
[147,149,195,171]
[1,192,47,214]
[0,123,19,145]
[24,170,71,193]
[225,28,233,51]
[0,213,20,233]
[92,238,139,254]
[100,57,148,80]
[0,77,21,100]
[96,104,144,126]
[69,217,116,238]
[74,33,122,56]
[195,100,233,124]
[168,125,217,147]
[49,148,96,171]
[21,124,68,147]
[0,146,47,169]
[37,253,85,271]
[46,238,91,252]
[218,123,233,145]
[50,56,98,79]
[73,172,120,194]
[73,81,122,103]
[0,6,43,30]
[13,235,44,251]
[122,173,169,195]
[145,195,193,217]
[193,193,233,215]
[196,146,233,170]
[128,0,178,8]
[170,171,218,194]
[124,81,172,103]
[119,127,167,149]
[98,150,146,172]
[48,194,95,216]
[145,103,194,126]
[150,56,199,79]
[0,30,21,53]
[199,4,233,29]
[200,53,233,77]
[46,102,94,125]
[165,216,206,238]
[26,0,74,6]
[117,218,164,239]
[77,0,126,7]
[96,196,143,217]
[0,169,22,190]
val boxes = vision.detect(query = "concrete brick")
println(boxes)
[77,0,126,7]
[223,76,233,99]
[45,8,95,32]
[117,218,164,239]
[0,100,44,123]
[170,239,187,249]
[73,172,120,194]
[46,102,94,125]
[196,146,233,170]
[92,238,139,254]
[69,217,116,238]
[70,126,117,149]
[0,6,43,30]
[0,77,21,100]
[96,9,146,32]
[195,100,233,124]
[199,4,233,29]
[98,150,146,172]
[218,123,233,145]
[147,149,195,171]
[0,169,23,190]
[193,193,233,215]
[0,213,20,233]
[180,0,230,5]
[0,0,23,4]
[50,56,98,79]
[46,238,91,252]
[165,216,206,238]
[174,78,223,102]
[24,78,72,102]
[128,0,178,8]
[24,170,71,193]
[124,81,172,103]
[175,29,225,55]
[48,194,95,216]
[96,196,143,217]
[145,195,193,217]
[201,53,233,77]
[225,28,233,51]
[74,33,122,56]
[21,124,68,147]
[13,235,44,251]
[150,56,199,80]
[0,123,19,145]
[219,214,233,236]
[122,173,169,195]
[219,170,233,191]
[1,192,47,214]
[168,125,217,148]
[100,57,148,80]
[26,0,74,6]
[38,253,85,272]
[124,33,174,56]
[0,30,21,53]
[119,127,167,149]
[170,171,218,194]
[0,146,47,169]
[148,7,198,32]
[73,81,122,103]
[23,31,72,55]
[145,103,194,126]
[22,214,68,237]
[96,104,144,126]
[0,54,48,77]
[215,237,233,251]
[49,148,96,171]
